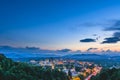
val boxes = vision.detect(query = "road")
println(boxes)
[85,67,102,80]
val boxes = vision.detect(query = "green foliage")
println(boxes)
[75,66,82,72]
[0,54,69,80]
[91,68,120,80]
[78,74,84,80]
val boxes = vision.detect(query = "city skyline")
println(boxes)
[0,0,120,52]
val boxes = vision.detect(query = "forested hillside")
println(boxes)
[91,68,120,80]
[0,54,69,80]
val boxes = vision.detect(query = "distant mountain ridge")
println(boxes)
[0,52,120,62]
[63,54,109,60]
[0,45,120,62]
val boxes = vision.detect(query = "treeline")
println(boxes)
[0,54,69,80]
[91,68,120,80]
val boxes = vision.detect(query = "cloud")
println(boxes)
[78,22,109,28]
[105,49,113,53]
[104,20,120,31]
[74,50,81,53]
[101,37,120,44]
[25,46,40,50]
[105,27,120,31]
[93,34,97,36]
[113,32,120,37]
[102,20,120,44]
[79,23,99,27]
[0,46,54,53]
[101,31,120,44]
[0,46,74,54]
[56,49,72,52]
[87,48,98,52]
[80,38,96,42]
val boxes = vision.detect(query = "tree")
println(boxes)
[0,54,69,80]
[78,74,84,80]
[68,69,72,79]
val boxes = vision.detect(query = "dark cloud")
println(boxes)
[87,48,98,52]
[0,46,13,49]
[105,27,120,31]
[101,31,120,44]
[102,20,120,44]
[101,37,120,44]
[93,34,97,36]
[0,46,74,53]
[79,23,98,27]
[113,32,120,37]
[56,49,72,52]
[74,50,81,53]
[78,22,109,27]
[25,46,40,50]
[80,38,96,42]
[104,20,120,31]
[0,46,54,53]
[105,49,112,53]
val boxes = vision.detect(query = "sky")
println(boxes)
[0,0,120,52]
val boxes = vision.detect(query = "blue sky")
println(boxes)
[0,0,120,52]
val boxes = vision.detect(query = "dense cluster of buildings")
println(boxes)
[29,58,102,79]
